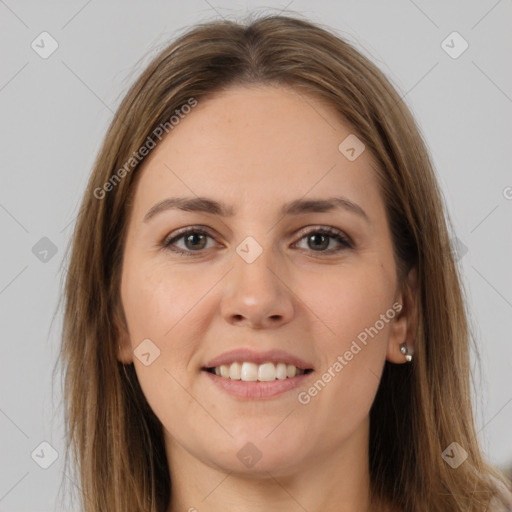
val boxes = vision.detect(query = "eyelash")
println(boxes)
[161,225,353,257]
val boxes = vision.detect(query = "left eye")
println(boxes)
[162,226,353,256]
[293,227,353,253]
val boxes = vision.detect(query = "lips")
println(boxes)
[202,348,314,371]
[201,348,314,399]
[202,348,314,384]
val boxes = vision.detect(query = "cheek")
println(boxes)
[120,258,209,409]
[295,261,395,348]
[294,263,393,418]
[120,260,207,423]
[121,258,206,342]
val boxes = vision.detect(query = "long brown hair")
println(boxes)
[56,12,511,512]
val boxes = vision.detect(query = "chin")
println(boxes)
[215,450,305,478]
[205,428,308,476]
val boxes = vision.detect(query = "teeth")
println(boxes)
[276,363,288,379]
[220,365,230,378]
[258,362,276,382]
[211,362,306,381]
[229,362,241,380]
[241,362,258,381]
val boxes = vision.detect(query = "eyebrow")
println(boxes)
[143,196,370,224]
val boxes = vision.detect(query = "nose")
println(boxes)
[220,242,295,329]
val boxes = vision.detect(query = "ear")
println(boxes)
[114,301,134,365]
[386,267,418,364]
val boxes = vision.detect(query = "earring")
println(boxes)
[400,343,413,362]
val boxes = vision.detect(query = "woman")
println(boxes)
[58,13,512,512]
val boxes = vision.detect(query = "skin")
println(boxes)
[116,84,418,512]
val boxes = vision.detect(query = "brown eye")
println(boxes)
[181,232,208,250]
[161,225,353,257]
[162,228,215,255]
[307,232,330,251]
[294,227,353,254]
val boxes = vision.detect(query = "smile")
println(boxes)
[205,361,313,381]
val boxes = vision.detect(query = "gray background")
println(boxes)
[1,0,511,510]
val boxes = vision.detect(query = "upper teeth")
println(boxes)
[213,362,305,381]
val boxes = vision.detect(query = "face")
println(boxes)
[117,84,415,477]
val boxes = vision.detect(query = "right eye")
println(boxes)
[162,227,218,256]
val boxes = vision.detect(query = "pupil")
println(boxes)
[186,233,206,250]
[310,234,328,250]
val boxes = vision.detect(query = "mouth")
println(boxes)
[203,361,314,382]
[201,348,315,399]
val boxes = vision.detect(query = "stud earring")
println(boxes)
[400,343,413,362]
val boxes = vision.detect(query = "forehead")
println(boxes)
[131,84,384,221]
